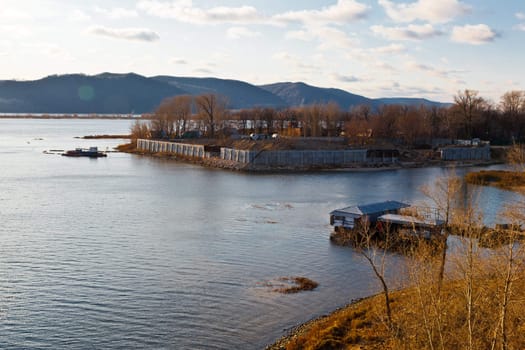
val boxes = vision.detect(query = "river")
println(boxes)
[0,119,518,349]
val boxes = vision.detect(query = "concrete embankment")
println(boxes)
[131,139,499,172]
[135,139,398,171]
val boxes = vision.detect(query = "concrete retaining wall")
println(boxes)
[137,139,206,158]
[137,139,401,167]
[440,146,491,161]
[220,148,367,166]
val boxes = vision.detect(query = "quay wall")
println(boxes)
[220,148,368,166]
[136,139,207,158]
[440,146,491,161]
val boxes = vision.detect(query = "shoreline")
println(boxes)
[264,294,383,350]
[118,143,502,173]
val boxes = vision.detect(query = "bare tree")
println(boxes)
[353,220,394,331]
[130,119,150,142]
[453,89,485,139]
[171,95,193,137]
[195,93,228,138]
[421,174,461,292]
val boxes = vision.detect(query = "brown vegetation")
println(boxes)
[274,277,319,294]
[137,89,525,148]
[465,170,525,191]
[270,175,525,350]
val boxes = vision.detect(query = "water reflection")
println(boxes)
[0,119,520,349]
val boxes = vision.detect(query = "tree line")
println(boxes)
[132,90,525,146]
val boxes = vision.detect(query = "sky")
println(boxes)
[1,0,524,103]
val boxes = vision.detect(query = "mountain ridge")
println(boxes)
[0,73,450,114]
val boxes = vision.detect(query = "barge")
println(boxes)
[62,147,107,158]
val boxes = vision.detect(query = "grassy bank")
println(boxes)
[267,276,525,350]
[465,170,525,192]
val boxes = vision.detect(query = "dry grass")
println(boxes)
[465,170,525,191]
[274,277,525,350]
[281,294,391,350]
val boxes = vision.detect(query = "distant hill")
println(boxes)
[0,73,185,114]
[260,82,449,110]
[259,82,373,111]
[374,97,451,108]
[0,73,449,114]
[152,76,286,109]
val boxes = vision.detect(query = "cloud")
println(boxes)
[137,0,260,24]
[285,30,311,41]
[0,9,32,21]
[194,67,213,74]
[272,52,320,72]
[172,57,188,64]
[369,43,407,54]
[227,26,261,39]
[22,43,72,60]
[0,25,32,37]
[518,23,525,31]
[333,73,361,83]
[451,24,497,45]
[69,10,91,22]
[94,6,138,19]
[378,0,470,23]
[87,26,160,42]
[286,25,358,50]
[273,0,369,25]
[371,24,443,41]
[516,12,525,20]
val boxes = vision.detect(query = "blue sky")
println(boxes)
[1,0,524,102]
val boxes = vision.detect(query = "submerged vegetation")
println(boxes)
[274,277,319,294]
[465,170,525,191]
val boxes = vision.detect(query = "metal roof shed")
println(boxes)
[330,201,410,228]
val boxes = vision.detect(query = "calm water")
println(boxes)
[0,119,517,349]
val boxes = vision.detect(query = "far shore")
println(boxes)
[0,114,142,120]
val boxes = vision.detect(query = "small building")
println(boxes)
[329,201,410,229]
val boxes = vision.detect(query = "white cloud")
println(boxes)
[87,26,160,42]
[286,25,358,50]
[0,25,32,37]
[94,6,138,19]
[285,30,311,41]
[0,9,32,21]
[517,23,525,32]
[272,51,320,72]
[172,57,188,64]
[22,43,72,60]
[194,67,213,74]
[378,0,470,23]
[69,10,91,22]
[371,24,443,41]
[516,12,525,20]
[333,73,361,83]
[369,43,407,54]
[227,26,261,39]
[137,0,260,24]
[451,24,497,45]
[273,0,369,25]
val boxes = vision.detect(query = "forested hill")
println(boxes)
[0,73,448,114]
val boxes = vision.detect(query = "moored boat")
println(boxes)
[62,147,107,158]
